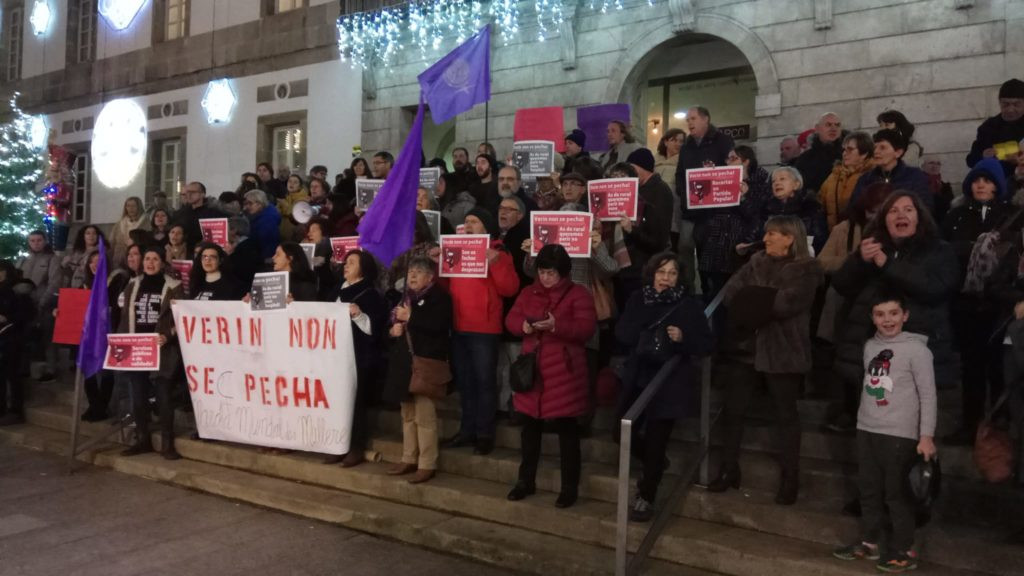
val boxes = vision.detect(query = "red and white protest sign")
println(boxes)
[439,234,490,278]
[172,300,358,454]
[170,259,193,297]
[103,334,161,371]
[52,288,91,345]
[330,236,360,263]
[530,211,593,257]
[685,166,744,209]
[588,178,639,221]
[199,218,230,248]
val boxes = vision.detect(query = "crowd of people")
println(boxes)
[4,77,1024,574]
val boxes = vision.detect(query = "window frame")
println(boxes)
[71,149,92,224]
[5,4,23,82]
[152,0,190,44]
[146,128,188,207]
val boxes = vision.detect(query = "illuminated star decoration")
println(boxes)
[91,99,148,189]
[28,115,47,149]
[201,79,237,124]
[98,0,146,31]
[30,1,51,36]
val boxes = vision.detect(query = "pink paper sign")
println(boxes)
[104,333,161,371]
[330,236,360,263]
[530,212,593,258]
[439,234,490,278]
[685,166,744,209]
[588,178,639,221]
[199,218,229,248]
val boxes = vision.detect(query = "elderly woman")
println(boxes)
[116,246,185,460]
[616,252,712,521]
[109,196,148,266]
[710,215,823,505]
[504,244,597,508]
[818,132,874,229]
[741,166,828,256]
[383,257,453,484]
[244,189,282,261]
[831,191,959,411]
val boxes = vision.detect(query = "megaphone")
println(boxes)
[292,201,321,224]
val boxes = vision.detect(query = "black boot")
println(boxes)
[707,463,741,493]
[775,468,799,505]
[507,481,536,501]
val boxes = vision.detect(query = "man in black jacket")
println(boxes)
[173,181,228,253]
[621,148,673,307]
[793,112,848,195]
[966,78,1024,178]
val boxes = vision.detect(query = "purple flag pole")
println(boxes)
[69,237,110,472]
[357,99,425,267]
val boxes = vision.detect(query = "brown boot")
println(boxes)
[341,451,365,468]
[408,469,435,484]
[388,463,417,476]
[323,454,345,465]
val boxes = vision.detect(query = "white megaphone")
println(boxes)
[292,201,321,224]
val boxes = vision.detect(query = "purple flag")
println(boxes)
[358,101,425,267]
[577,103,631,153]
[76,237,109,378]
[418,25,491,124]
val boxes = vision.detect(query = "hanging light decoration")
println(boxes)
[338,1,656,69]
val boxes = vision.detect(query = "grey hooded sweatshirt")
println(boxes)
[859,331,937,441]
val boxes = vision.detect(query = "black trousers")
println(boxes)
[127,373,175,449]
[349,370,370,454]
[721,364,802,474]
[857,430,918,553]
[635,418,675,502]
[518,416,581,494]
[959,320,1004,431]
[0,338,24,415]
[84,371,114,415]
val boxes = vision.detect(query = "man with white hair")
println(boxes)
[779,137,801,165]
[794,112,849,194]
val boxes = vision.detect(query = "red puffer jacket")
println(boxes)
[448,239,521,334]
[505,277,597,419]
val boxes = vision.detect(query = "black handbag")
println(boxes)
[510,352,537,393]
[635,301,685,363]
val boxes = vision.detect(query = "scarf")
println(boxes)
[642,285,685,305]
[390,281,434,325]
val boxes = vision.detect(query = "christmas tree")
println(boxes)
[0,95,45,260]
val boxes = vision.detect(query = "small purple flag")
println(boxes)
[418,25,491,125]
[77,237,109,378]
[358,100,425,267]
[577,103,631,153]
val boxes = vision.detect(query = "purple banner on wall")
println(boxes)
[576,104,631,153]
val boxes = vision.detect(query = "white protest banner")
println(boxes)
[172,300,358,454]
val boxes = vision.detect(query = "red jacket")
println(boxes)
[505,278,597,419]
[448,239,521,334]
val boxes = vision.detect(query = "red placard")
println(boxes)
[170,260,193,297]
[685,166,744,209]
[530,211,593,257]
[439,234,490,278]
[52,288,91,345]
[514,107,565,153]
[330,236,360,263]
[199,218,230,248]
[103,333,161,371]
[588,178,639,221]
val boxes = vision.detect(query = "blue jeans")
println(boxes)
[452,332,500,440]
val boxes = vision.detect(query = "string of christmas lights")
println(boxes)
[0,94,46,260]
[337,0,657,69]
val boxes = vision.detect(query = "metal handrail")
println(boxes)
[614,289,725,576]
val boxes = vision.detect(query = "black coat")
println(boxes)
[744,189,829,255]
[793,132,847,194]
[615,291,712,420]
[850,161,934,214]
[290,274,319,302]
[336,279,389,393]
[622,173,673,279]
[941,198,1017,275]
[675,126,735,209]
[967,114,1024,178]
[229,238,264,289]
[382,284,453,404]
[831,237,960,389]
[172,199,228,253]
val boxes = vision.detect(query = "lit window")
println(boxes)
[272,125,305,175]
[166,0,188,41]
[276,0,303,13]
[159,140,183,205]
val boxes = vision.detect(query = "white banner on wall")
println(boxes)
[171,300,358,454]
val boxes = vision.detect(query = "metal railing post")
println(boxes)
[699,356,712,485]
[615,419,632,576]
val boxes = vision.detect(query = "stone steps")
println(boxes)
[9,401,1019,576]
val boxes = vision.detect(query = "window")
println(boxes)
[72,152,91,223]
[343,0,403,13]
[76,0,97,62]
[166,0,188,41]
[160,140,183,202]
[146,133,187,207]
[5,5,23,82]
[272,125,305,175]
[276,0,304,12]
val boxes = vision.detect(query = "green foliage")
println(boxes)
[0,96,45,260]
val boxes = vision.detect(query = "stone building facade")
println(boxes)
[3,0,1023,226]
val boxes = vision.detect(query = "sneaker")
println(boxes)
[629,496,654,522]
[832,541,879,561]
[876,550,919,573]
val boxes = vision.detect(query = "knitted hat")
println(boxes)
[999,79,1024,99]
[565,129,587,149]
[626,148,656,173]
[561,172,587,186]
[466,207,499,238]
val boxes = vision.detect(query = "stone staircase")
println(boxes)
[2,377,1022,576]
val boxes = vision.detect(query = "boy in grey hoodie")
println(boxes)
[833,289,937,573]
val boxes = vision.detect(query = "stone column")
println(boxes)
[560,0,578,70]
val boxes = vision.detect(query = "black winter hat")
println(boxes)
[999,78,1024,99]
[565,129,587,149]
[466,207,499,238]
[626,148,656,173]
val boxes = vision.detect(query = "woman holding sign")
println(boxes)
[189,242,244,302]
[505,244,597,508]
[116,246,185,460]
[324,249,388,468]
[383,257,453,484]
